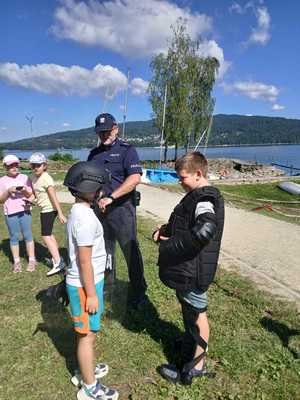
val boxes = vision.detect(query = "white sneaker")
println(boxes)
[46,258,65,277]
[77,382,118,400]
[71,363,109,387]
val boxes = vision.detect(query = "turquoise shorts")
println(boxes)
[176,289,208,312]
[67,280,104,334]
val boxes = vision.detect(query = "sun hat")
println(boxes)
[2,154,20,166]
[95,113,117,133]
[29,153,47,164]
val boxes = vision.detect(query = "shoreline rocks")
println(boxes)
[142,158,285,181]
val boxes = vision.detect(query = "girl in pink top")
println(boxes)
[0,155,36,272]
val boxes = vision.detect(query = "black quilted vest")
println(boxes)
[158,186,224,292]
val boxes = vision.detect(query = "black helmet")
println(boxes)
[63,162,110,193]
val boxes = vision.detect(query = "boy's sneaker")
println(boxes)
[71,363,109,387]
[46,258,65,277]
[77,382,119,400]
[13,261,22,273]
[26,259,36,272]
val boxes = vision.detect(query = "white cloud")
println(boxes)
[230,2,271,46]
[272,103,285,111]
[51,0,230,77]
[221,80,279,102]
[229,2,246,14]
[1,126,7,131]
[130,78,149,97]
[0,62,128,98]
[249,6,271,45]
[245,113,253,116]
[196,40,231,78]
[62,122,71,127]
[51,0,213,58]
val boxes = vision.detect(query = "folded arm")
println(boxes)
[159,212,217,259]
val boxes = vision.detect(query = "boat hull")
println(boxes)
[277,181,300,195]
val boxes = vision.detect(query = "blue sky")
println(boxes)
[0,0,299,142]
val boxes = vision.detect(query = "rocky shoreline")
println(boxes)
[144,158,285,182]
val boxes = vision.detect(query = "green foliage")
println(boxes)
[149,20,219,160]
[48,152,77,163]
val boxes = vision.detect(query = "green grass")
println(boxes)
[0,207,300,399]
[156,180,300,224]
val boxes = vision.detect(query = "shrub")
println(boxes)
[48,152,77,163]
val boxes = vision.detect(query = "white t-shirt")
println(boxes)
[66,203,106,287]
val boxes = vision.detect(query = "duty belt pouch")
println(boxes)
[133,190,141,206]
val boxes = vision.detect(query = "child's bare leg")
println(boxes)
[25,240,35,259]
[10,244,20,261]
[77,332,96,385]
[42,235,60,264]
[194,311,209,370]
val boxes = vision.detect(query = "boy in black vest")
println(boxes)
[153,152,224,385]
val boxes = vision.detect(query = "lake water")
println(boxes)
[3,144,300,174]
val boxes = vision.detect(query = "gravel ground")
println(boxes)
[57,184,300,309]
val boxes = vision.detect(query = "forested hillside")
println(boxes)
[1,114,300,149]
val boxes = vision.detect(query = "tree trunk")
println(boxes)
[164,142,168,162]
[184,132,191,154]
[184,140,189,154]
[174,141,178,160]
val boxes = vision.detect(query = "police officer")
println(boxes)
[88,113,147,309]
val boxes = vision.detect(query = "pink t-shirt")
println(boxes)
[0,174,33,215]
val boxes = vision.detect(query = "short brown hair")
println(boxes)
[175,152,208,177]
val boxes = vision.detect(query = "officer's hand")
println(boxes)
[98,197,113,213]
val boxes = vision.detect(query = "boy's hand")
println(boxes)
[152,225,169,242]
[98,197,113,213]
[159,235,169,241]
[152,229,160,243]
[86,295,99,314]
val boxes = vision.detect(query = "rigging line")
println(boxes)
[193,128,207,151]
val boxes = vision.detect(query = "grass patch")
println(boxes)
[156,181,300,224]
[0,207,300,399]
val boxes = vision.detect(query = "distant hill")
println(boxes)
[1,114,300,150]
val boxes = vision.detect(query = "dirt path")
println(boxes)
[57,185,300,308]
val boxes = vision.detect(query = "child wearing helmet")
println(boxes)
[29,152,67,276]
[0,154,36,272]
[63,161,118,400]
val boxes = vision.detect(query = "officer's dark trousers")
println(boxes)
[100,201,147,298]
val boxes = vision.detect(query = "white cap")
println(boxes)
[3,154,20,166]
[29,153,47,164]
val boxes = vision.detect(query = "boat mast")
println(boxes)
[159,84,168,168]
[122,68,130,139]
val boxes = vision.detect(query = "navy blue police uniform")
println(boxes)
[88,137,147,304]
